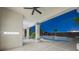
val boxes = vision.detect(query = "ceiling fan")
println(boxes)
[24,7,42,15]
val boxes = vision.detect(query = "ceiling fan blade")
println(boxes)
[35,9,42,14]
[24,7,33,9]
[32,9,35,15]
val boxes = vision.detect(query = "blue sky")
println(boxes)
[30,9,79,33]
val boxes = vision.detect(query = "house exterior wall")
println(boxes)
[0,8,23,50]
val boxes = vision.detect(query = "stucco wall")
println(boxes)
[0,8,2,48]
[0,8,23,50]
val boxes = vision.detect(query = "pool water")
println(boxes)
[41,36,72,42]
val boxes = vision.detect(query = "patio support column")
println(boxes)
[76,8,79,50]
[35,23,40,41]
[27,27,30,39]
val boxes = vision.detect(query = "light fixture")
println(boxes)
[3,32,19,35]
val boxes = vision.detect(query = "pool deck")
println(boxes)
[8,39,76,51]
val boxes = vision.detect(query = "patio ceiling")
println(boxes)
[7,7,76,27]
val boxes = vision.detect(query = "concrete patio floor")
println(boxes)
[7,40,76,51]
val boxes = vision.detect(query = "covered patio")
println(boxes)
[0,7,79,51]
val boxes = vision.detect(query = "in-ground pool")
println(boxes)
[41,36,73,42]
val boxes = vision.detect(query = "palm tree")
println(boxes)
[74,17,79,26]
